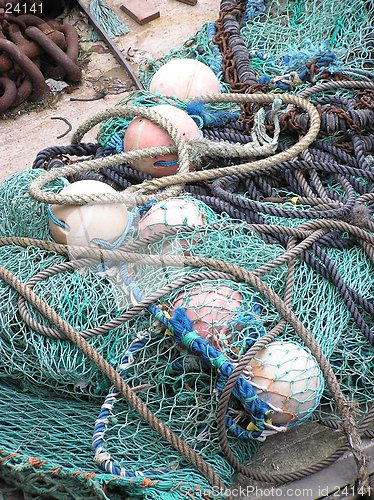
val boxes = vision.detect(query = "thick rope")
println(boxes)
[27,93,320,207]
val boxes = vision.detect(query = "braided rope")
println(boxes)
[27,93,320,207]
[298,80,374,98]
[32,144,98,170]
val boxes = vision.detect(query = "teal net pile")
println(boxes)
[0,165,372,498]
[241,0,374,84]
[137,0,373,91]
[0,172,285,401]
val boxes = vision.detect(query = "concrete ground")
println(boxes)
[0,1,373,498]
[1,0,219,181]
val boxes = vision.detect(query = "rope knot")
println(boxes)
[344,203,371,228]
[94,452,111,466]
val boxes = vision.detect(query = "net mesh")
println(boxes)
[0,167,372,497]
[241,0,374,82]
[137,0,373,89]
[0,173,265,496]
[0,0,373,498]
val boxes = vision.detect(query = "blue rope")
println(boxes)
[186,102,240,128]
[47,205,68,231]
[169,308,270,432]
[242,0,267,26]
[92,335,169,477]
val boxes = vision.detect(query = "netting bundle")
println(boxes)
[0,0,373,498]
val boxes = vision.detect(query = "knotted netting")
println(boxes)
[138,0,373,91]
[0,0,373,498]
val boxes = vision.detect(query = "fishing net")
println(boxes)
[241,0,374,83]
[1,0,373,498]
[138,0,373,90]
[0,164,372,497]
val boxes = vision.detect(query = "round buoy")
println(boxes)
[49,180,129,247]
[172,282,243,346]
[150,58,221,100]
[138,197,206,240]
[245,341,323,425]
[124,104,200,177]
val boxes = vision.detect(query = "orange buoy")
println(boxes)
[172,282,243,346]
[150,58,221,100]
[124,104,200,177]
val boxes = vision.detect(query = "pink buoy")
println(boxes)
[123,104,200,177]
[150,58,221,100]
[172,282,243,347]
[244,341,323,426]
[138,197,206,240]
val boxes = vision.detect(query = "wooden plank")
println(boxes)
[120,0,160,25]
[76,0,143,89]
[174,0,198,5]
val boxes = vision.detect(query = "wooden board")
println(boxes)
[120,0,160,25]
[175,0,198,5]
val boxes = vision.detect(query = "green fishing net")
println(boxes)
[136,0,373,91]
[0,133,372,499]
[242,0,374,81]
[0,1,373,497]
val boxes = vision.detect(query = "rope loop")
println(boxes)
[28,93,320,208]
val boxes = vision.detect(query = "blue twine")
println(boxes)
[91,211,134,249]
[136,199,158,216]
[47,205,68,231]
[153,159,179,167]
[259,45,346,90]
[104,131,125,154]
[262,53,341,89]
[186,101,240,128]
[242,0,267,26]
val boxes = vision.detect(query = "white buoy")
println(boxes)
[138,197,206,240]
[150,58,221,100]
[245,341,323,425]
[49,180,128,247]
